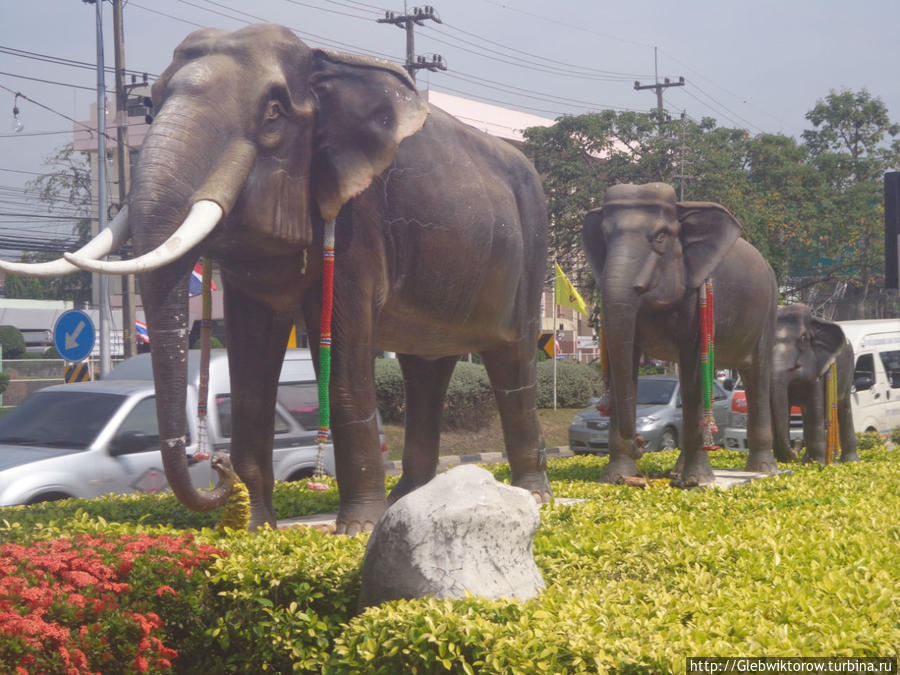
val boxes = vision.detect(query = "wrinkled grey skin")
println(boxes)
[771,304,860,464]
[583,183,779,487]
[111,24,552,533]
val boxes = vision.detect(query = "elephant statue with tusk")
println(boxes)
[3,24,553,533]
[582,182,779,487]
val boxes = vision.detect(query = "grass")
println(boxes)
[383,407,580,460]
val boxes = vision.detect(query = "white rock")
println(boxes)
[358,465,545,608]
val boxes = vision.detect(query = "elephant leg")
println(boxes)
[222,286,294,530]
[803,382,827,464]
[671,346,715,488]
[741,363,777,474]
[837,394,859,462]
[481,341,552,503]
[319,309,387,535]
[387,354,459,504]
[600,343,644,484]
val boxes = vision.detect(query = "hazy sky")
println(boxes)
[2,0,900,247]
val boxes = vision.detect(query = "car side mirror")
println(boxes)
[722,377,734,391]
[110,430,155,456]
[854,375,874,391]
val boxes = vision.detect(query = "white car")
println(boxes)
[0,349,349,506]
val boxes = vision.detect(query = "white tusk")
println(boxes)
[0,205,131,277]
[65,200,222,275]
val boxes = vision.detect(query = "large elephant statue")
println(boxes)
[771,304,860,464]
[582,183,779,486]
[2,24,552,533]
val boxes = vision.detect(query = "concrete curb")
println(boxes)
[383,446,574,475]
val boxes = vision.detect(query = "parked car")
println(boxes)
[568,375,731,454]
[0,349,383,506]
[723,386,803,451]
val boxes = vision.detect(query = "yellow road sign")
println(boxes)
[64,362,91,383]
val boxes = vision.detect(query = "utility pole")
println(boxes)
[377,5,447,82]
[84,0,112,376]
[634,47,684,120]
[112,0,136,359]
[674,111,693,200]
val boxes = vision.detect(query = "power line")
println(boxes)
[278,0,375,21]
[0,71,96,92]
[431,24,642,80]
[0,45,155,81]
[443,70,638,113]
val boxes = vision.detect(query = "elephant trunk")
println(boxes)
[770,374,794,462]
[130,97,252,512]
[602,267,640,442]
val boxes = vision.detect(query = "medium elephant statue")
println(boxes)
[771,304,860,464]
[2,24,552,533]
[583,183,779,486]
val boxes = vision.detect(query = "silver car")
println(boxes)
[0,349,340,506]
[568,375,731,454]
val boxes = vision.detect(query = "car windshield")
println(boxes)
[635,379,676,405]
[0,391,126,449]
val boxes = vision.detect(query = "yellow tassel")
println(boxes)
[216,479,250,533]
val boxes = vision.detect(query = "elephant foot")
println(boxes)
[670,450,686,481]
[599,455,641,484]
[670,451,714,488]
[511,471,553,505]
[745,450,778,474]
[773,446,798,463]
[334,499,387,536]
[387,474,430,505]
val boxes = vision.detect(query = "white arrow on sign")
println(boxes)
[65,321,86,350]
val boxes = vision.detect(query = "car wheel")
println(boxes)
[660,427,678,451]
[285,468,315,482]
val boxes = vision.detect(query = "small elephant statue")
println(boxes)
[583,182,779,487]
[771,304,860,464]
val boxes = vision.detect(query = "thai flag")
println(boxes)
[135,320,150,344]
[189,262,216,296]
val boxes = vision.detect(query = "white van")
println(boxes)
[840,319,900,437]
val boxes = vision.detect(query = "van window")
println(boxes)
[115,396,191,452]
[880,350,900,388]
[854,353,876,391]
[215,395,291,438]
[276,382,319,430]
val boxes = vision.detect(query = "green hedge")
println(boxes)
[375,357,601,429]
[0,325,25,358]
[374,358,496,431]
[535,359,602,408]
[3,442,899,672]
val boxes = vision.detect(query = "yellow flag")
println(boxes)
[555,262,587,314]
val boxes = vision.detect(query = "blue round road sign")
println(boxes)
[53,309,96,362]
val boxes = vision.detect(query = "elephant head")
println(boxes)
[771,304,846,459]
[582,182,742,441]
[1,24,428,512]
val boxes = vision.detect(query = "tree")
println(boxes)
[6,144,93,302]
[798,89,900,317]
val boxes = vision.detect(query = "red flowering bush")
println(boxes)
[0,532,223,674]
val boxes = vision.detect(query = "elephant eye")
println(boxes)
[264,101,283,122]
[653,232,666,244]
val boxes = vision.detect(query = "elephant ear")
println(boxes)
[310,50,429,222]
[582,208,607,277]
[809,317,846,377]
[675,202,743,289]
